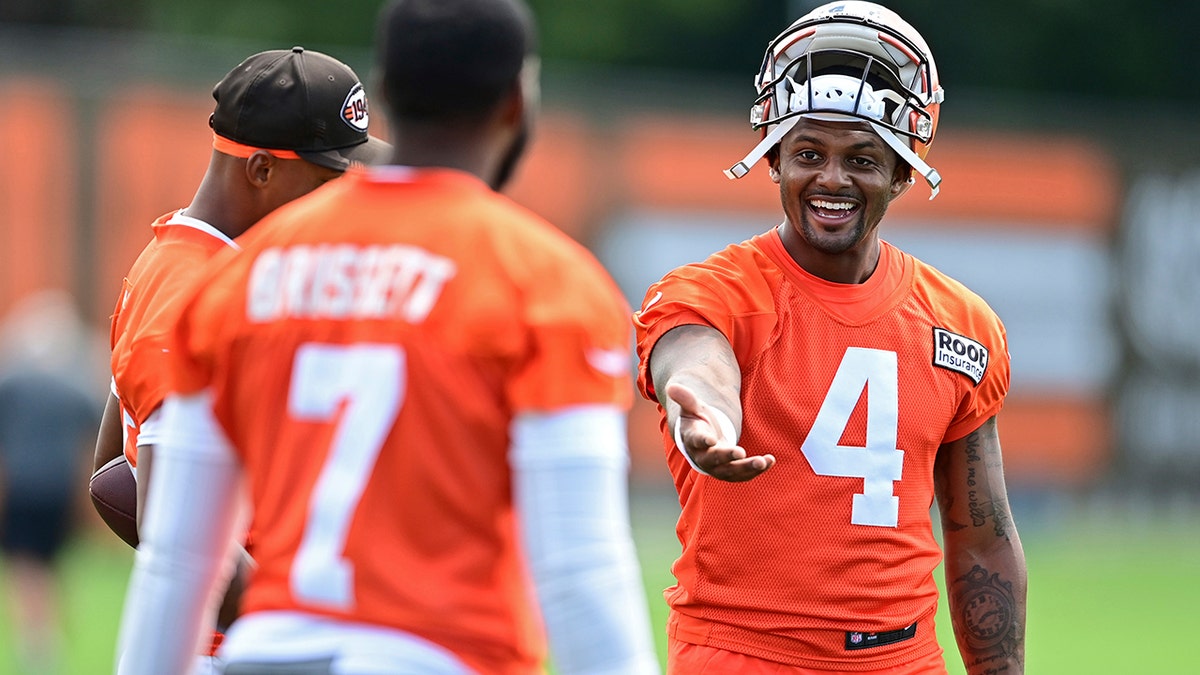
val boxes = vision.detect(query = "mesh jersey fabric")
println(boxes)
[164,166,634,675]
[634,228,1009,671]
[109,211,237,466]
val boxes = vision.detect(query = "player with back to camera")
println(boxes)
[92,46,389,673]
[634,2,1026,674]
[115,0,661,673]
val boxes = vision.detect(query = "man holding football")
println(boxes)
[93,46,389,673]
[634,3,1027,673]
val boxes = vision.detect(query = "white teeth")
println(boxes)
[810,199,854,211]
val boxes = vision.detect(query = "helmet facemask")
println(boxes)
[727,2,944,199]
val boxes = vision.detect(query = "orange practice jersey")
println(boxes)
[166,167,634,675]
[110,212,237,466]
[634,229,1009,671]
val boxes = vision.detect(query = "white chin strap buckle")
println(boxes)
[723,116,798,180]
[868,121,941,199]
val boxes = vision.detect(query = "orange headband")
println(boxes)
[212,133,302,160]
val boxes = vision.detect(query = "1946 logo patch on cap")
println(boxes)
[341,83,370,132]
[932,327,988,385]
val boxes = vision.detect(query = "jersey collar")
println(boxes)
[159,210,240,250]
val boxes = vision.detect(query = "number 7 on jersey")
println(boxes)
[286,343,405,609]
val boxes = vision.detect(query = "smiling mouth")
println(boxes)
[807,197,860,223]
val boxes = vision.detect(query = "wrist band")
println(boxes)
[673,408,738,477]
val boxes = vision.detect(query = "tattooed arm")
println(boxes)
[934,416,1027,674]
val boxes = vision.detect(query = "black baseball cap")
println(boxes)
[210,46,391,170]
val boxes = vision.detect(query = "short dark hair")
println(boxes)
[375,0,536,124]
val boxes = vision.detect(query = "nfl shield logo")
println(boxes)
[850,632,863,645]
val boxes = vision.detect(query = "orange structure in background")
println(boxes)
[0,78,1119,488]
[0,80,77,309]
[92,85,215,320]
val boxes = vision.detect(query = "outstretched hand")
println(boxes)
[666,382,775,482]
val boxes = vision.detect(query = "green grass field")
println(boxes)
[3,490,1197,674]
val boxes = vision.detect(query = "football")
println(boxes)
[89,454,139,548]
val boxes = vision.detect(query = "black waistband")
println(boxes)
[844,621,918,651]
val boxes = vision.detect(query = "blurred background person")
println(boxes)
[91,45,389,675]
[0,290,104,675]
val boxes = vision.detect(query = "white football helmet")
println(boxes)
[725,1,945,198]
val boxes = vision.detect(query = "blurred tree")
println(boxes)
[884,0,1200,104]
[15,0,1190,105]
[526,0,780,76]
[143,0,381,49]
[0,0,145,28]
[527,0,1200,106]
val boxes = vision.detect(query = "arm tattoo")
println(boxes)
[690,347,738,382]
[953,565,1023,673]
[938,494,968,532]
[964,428,1013,540]
[716,347,738,372]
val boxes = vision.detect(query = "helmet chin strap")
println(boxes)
[723,115,941,201]
[868,121,941,199]
[724,116,800,180]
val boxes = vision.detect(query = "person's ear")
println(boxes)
[245,151,276,187]
[766,148,781,184]
[497,56,540,129]
[499,85,523,127]
[889,163,913,199]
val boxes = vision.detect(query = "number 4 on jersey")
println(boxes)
[800,347,904,527]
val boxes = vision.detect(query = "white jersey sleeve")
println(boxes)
[510,405,661,675]
[117,390,248,675]
[134,404,165,448]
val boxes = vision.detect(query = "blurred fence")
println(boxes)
[3,24,1199,500]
